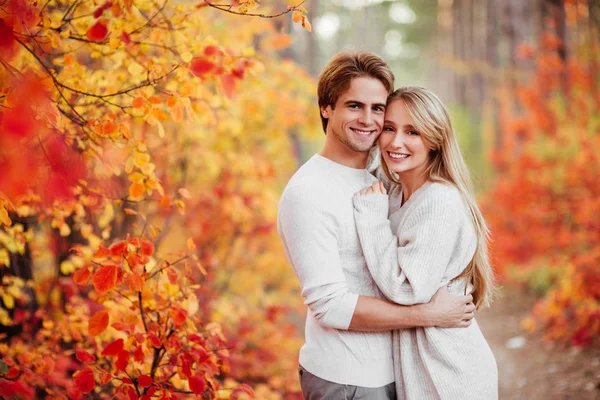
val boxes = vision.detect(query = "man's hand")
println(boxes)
[358,181,387,195]
[424,286,475,328]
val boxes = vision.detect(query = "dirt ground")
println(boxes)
[476,287,600,400]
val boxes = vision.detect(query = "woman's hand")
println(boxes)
[358,181,387,196]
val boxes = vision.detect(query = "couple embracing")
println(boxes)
[277,51,498,400]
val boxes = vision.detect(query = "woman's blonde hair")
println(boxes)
[381,86,497,308]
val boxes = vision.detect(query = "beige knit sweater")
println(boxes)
[353,180,498,400]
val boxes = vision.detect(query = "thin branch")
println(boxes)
[138,291,149,332]
[203,0,306,18]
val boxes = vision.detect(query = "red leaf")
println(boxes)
[140,240,154,256]
[73,368,95,394]
[116,350,130,371]
[110,241,126,256]
[231,383,255,399]
[0,20,18,60]
[121,31,132,45]
[133,346,144,362]
[87,21,108,42]
[148,333,161,348]
[138,375,152,387]
[88,310,109,336]
[189,375,206,395]
[101,338,124,357]
[126,385,138,400]
[170,307,187,328]
[73,267,92,285]
[190,57,215,76]
[203,45,222,57]
[92,265,118,293]
[220,74,237,99]
[76,351,96,364]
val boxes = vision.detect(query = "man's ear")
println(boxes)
[320,105,331,119]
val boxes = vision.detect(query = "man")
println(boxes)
[277,51,475,399]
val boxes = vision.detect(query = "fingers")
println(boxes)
[380,181,387,194]
[463,311,474,321]
[465,303,476,313]
[463,294,474,304]
[460,319,473,327]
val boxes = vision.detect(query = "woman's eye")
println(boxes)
[408,130,419,136]
[383,126,394,132]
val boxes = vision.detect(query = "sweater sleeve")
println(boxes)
[352,187,463,305]
[277,184,359,330]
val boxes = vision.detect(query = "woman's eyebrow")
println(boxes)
[383,119,396,126]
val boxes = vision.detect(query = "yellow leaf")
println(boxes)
[128,62,144,76]
[134,152,150,168]
[0,207,10,226]
[60,260,76,275]
[181,52,193,63]
[301,16,312,32]
[187,237,196,250]
[0,249,10,267]
[128,172,145,182]
[60,223,71,237]
[2,294,14,310]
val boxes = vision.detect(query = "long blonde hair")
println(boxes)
[381,86,497,308]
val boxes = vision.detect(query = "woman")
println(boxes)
[353,86,498,399]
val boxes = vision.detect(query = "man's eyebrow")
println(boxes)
[343,100,387,108]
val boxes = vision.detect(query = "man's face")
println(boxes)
[320,76,388,153]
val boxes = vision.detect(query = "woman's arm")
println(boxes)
[352,185,464,305]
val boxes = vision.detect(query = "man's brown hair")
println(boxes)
[317,51,395,133]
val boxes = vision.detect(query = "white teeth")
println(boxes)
[352,129,372,135]
[389,152,409,159]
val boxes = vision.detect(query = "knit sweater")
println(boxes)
[277,154,394,388]
[353,179,498,399]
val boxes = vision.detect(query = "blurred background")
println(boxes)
[0,0,598,399]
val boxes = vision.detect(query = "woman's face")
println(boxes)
[378,99,430,177]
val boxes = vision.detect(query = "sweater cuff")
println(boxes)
[352,193,389,220]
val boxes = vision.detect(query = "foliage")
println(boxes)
[481,27,600,346]
[0,0,317,398]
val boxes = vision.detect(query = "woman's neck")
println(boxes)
[398,170,428,205]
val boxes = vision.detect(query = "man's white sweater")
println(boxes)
[277,154,394,388]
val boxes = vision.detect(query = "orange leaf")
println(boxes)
[132,97,145,108]
[166,96,177,107]
[301,16,312,32]
[103,121,117,136]
[92,265,118,293]
[125,271,144,292]
[98,370,112,385]
[231,383,255,400]
[73,267,92,285]
[219,74,237,99]
[148,333,161,348]
[292,10,302,23]
[151,108,168,122]
[129,182,145,200]
[101,338,124,357]
[88,310,109,336]
[148,96,161,104]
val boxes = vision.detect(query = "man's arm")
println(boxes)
[349,287,475,331]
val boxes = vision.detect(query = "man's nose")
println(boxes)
[357,110,374,125]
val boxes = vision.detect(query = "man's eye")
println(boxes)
[374,106,384,112]
[349,104,359,109]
